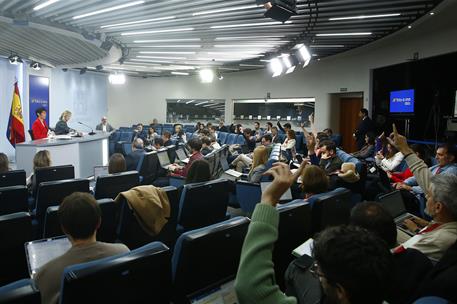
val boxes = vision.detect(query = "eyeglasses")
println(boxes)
[309,262,326,279]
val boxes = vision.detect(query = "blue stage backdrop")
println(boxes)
[29,75,50,129]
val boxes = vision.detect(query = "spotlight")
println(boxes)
[8,54,23,65]
[30,62,41,70]
[80,68,87,75]
[217,70,224,80]
[62,68,68,72]
[109,74,126,85]
[296,44,311,67]
[95,65,103,71]
[199,69,214,83]
[269,57,283,77]
[281,54,297,74]
[256,0,297,22]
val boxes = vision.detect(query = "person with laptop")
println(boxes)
[171,137,203,177]
[162,131,172,147]
[125,138,146,171]
[235,162,393,304]
[34,192,129,304]
[388,125,457,260]
[200,137,213,156]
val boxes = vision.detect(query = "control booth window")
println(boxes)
[233,98,315,127]
[166,99,225,123]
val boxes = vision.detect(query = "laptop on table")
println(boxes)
[378,190,425,236]
[176,148,190,164]
[220,157,243,181]
[157,150,174,170]
[188,277,239,304]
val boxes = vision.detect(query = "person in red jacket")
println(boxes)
[31,107,49,140]
[388,144,430,183]
[171,138,203,177]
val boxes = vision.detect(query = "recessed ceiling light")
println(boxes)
[186,100,196,104]
[133,38,201,43]
[195,101,209,106]
[101,16,175,28]
[73,1,144,19]
[134,45,201,48]
[408,25,412,29]
[329,13,400,21]
[316,32,372,37]
[211,21,292,29]
[137,55,187,60]
[430,12,435,15]
[215,35,285,40]
[121,27,194,36]
[195,57,240,62]
[139,51,196,55]
[193,4,259,16]
[171,71,190,76]
[310,45,345,48]
[130,59,173,64]
[239,64,265,67]
[33,0,59,11]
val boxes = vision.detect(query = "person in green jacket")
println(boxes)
[235,162,393,304]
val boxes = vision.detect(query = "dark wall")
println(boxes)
[372,51,457,141]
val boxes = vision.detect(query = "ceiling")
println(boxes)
[0,0,444,77]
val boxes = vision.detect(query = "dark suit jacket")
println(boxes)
[272,135,282,144]
[125,149,146,171]
[355,117,375,149]
[96,123,114,132]
[54,120,71,135]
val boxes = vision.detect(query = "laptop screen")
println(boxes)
[188,279,239,304]
[261,182,292,201]
[176,149,188,161]
[94,166,109,179]
[25,236,71,277]
[157,151,171,166]
[378,190,407,218]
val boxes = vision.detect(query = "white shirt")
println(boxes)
[102,125,107,132]
[376,151,404,172]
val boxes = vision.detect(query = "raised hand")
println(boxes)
[261,162,303,206]
[387,124,413,155]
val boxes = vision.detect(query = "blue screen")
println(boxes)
[390,89,415,113]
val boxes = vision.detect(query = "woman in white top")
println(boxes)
[281,129,296,150]
[375,143,404,172]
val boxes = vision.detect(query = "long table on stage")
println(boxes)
[16,132,110,178]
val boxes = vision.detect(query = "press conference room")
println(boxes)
[1,0,457,303]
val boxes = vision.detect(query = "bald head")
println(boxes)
[133,138,144,150]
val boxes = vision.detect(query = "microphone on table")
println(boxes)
[78,122,96,136]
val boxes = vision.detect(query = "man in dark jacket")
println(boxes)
[354,108,375,150]
[125,138,146,171]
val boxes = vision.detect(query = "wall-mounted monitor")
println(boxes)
[390,89,415,114]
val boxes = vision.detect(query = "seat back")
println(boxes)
[166,145,177,163]
[0,213,33,286]
[0,186,28,216]
[204,152,216,178]
[172,217,249,299]
[336,149,362,173]
[32,165,75,197]
[331,134,343,147]
[307,188,352,233]
[413,297,449,304]
[0,170,26,188]
[138,152,157,184]
[226,134,237,145]
[118,131,133,142]
[178,179,230,231]
[60,242,171,304]
[109,131,121,142]
[0,279,40,304]
[117,186,180,249]
[35,179,90,229]
[235,181,261,214]
[217,132,228,144]
[94,171,139,200]
[235,135,245,145]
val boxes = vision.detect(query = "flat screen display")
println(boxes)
[390,89,415,114]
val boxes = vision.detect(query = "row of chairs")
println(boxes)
[0,197,315,303]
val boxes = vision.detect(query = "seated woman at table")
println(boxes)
[27,150,52,190]
[248,146,269,183]
[0,153,10,174]
[31,107,49,140]
[55,110,73,135]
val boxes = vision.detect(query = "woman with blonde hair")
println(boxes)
[248,146,269,183]
[55,110,73,135]
[27,150,52,188]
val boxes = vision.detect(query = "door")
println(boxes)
[339,97,363,153]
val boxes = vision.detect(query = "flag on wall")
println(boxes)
[6,82,25,147]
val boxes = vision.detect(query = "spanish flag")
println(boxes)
[6,82,25,147]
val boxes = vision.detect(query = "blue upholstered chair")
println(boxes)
[0,279,40,304]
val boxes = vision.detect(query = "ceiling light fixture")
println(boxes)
[108,74,126,85]
[33,0,59,11]
[8,54,23,65]
[329,13,400,21]
[215,35,285,40]
[73,1,144,19]
[211,20,292,29]
[193,4,259,16]
[310,45,345,48]
[195,101,209,106]
[121,27,194,36]
[130,59,173,64]
[186,100,196,104]
[136,55,187,60]
[269,58,283,77]
[139,51,195,55]
[101,16,175,28]
[30,62,41,70]
[296,44,312,67]
[281,54,296,74]
[133,38,201,43]
[135,45,201,48]
[316,32,372,37]
[199,69,214,83]
[171,71,190,76]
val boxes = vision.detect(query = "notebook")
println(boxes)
[292,238,314,258]
[25,236,71,278]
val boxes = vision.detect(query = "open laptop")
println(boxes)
[188,277,239,304]
[378,190,424,236]
[157,150,173,170]
[261,182,293,201]
[220,157,243,181]
[176,148,190,164]
[25,236,71,278]
[94,166,109,179]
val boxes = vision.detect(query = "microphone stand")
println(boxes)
[78,122,96,135]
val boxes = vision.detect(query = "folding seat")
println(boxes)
[331,134,343,147]
[32,165,75,197]
[109,131,121,155]
[203,152,216,177]
[0,186,28,216]
[0,212,33,286]
[235,134,245,145]
[235,181,261,214]
[0,170,26,188]
[226,133,237,145]
[172,217,249,302]
[94,171,139,200]
[177,179,230,232]
[44,199,117,242]
[117,186,180,249]
[60,242,171,304]
[138,151,157,184]
[0,279,40,304]
[166,145,177,163]
[169,176,185,188]
[35,179,90,231]
[185,132,193,141]
[274,200,312,288]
